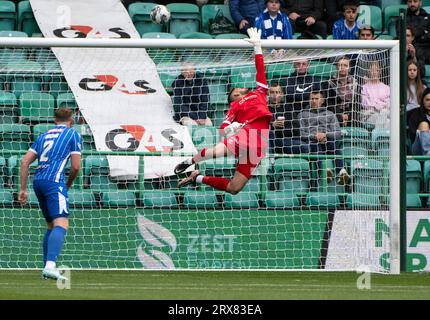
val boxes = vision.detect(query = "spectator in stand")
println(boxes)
[408,88,430,155]
[283,0,327,39]
[361,61,391,129]
[332,1,361,40]
[327,55,359,127]
[299,88,350,185]
[283,58,325,113]
[325,0,347,34]
[268,82,308,154]
[229,0,266,34]
[172,62,212,126]
[358,24,375,40]
[255,0,293,40]
[402,0,430,64]
[406,60,427,112]
[405,26,427,77]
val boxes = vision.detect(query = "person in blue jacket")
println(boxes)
[229,0,266,34]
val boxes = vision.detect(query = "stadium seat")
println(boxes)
[376,34,394,40]
[178,32,213,39]
[342,146,368,167]
[17,1,40,36]
[214,33,247,39]
[167,3,200,37]
[5,61,43,97]
[0,1,15,32]
[57,92,77,109]
[129,2,163,35]
[42,61,70,98]
[0,189,13,205]
[19,92,54,123]
[351,159,385,195]
[141,32,176,39]
[191,126,220,149]
[84,156,118,191]
[230,65,256,89]
[357,5,383,32]
[345,193,381,209]
[183,191,218,209]
[74,124,96,151]
[141,190,178,208]
[200,156,236,177]
[383,4,408,36]
[242,176,260,193]
[32,123,54,139]
[201,4,235,34]
[424,65,430,84]
[308,62,337,79]
[0,91,17,124]
[274,158,310,194]
[224,192,259,209]
[306,192,340,208]
[371,127,390,156]
[0,123,30,152]
[267,62,294,84]
[0,155,7,188]
[341,126,370,149]
[101,190,135,207]
[68,190,96,208]
[406,160,422,194]
[407,194,422,208]
[265,191,300,208]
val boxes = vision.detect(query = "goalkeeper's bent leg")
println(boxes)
[197,170,249,195]
[192,142,228,164]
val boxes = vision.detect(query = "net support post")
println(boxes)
[138,155,145,202]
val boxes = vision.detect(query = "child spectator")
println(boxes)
[406,60,427,112]
[255,0,293,40]
[408,88,430,155]
[332,1,361,40]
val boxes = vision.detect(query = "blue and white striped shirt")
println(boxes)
[255,9,293,40]
[30,125,82,183]
[332,18,361,40]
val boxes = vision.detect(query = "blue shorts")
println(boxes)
[33,180,70,223]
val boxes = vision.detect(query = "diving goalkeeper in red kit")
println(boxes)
[174,28,272,195]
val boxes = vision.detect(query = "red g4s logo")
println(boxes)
[79,75,156,95]
[105,125,184,152]
[53,25,131,38]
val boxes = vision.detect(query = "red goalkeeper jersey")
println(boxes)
[220,54,272,134]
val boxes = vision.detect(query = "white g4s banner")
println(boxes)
[30,0,196,179]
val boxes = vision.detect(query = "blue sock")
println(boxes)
[46,226,67,264]
[43,229,52,266]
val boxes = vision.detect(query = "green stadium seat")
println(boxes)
[371,127,390,156]
[33,48,56,64]
[424,160,430,191]
[381,0,402,11]
[141,32,176,39]
[179,32,213,39]
[376,34,394,40]
[84,156,118,191]
[32,123,54,139]
[224,192,259,209]
[0,189,13,205]
[407,194,422,208]
[383,4,408,36]
[0,91,17,124]
[201,4,235,34]
[242,176,260,193]
[267,62,294,84]
[18,1,40,36]
[68,190,96,208]
[358,5,382,32]
[141,190,178,208]
[0,1,16,32]
[19,92,54,123]
[0,155,7,188]
[308,62,336,79]
[191,125,220,149]
[101,190,135,207]
[0,31,28,65]
[0,123,30,152]
[341,126,370,149]
[200,156,236,177]
[406,160,422,194]
[167,3,200,37]
[183,191,218,209]
[74,124,95,151]
[0,30,27,38]
[265,191,300,208]
[57,92,77,109]
[346,193,381,209]
[424,65,430,84]
[306,192,340,208]
[5,61,43,98]
[342,146,368,167]
[351,159,385,195]
[128,2,163,36]
[230,65,256,88]
[274,158,310,194]
[42,60,70,98]
[423,0,430,6]
[212,108,227,128]
[214,33,247,39]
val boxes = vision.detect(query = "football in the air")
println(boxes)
[150,5,171,24]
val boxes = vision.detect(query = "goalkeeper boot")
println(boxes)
[42,267,68,281]
[174,159,193,175]
[178,170,200,188]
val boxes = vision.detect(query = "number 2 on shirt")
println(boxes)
[40,140,54,162]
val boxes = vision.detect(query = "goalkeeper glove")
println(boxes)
[224,122,244,136]
[245,27,262,55]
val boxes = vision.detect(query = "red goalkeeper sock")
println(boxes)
[192,148,207,164]
[202,176,230,191]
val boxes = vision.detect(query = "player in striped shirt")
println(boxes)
[332,1,361,40]
[19,108,82,281]
[174,28,272,194]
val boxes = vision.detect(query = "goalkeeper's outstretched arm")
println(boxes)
[245,28,268,94]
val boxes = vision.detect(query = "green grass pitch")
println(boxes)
[0,271,429,300]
